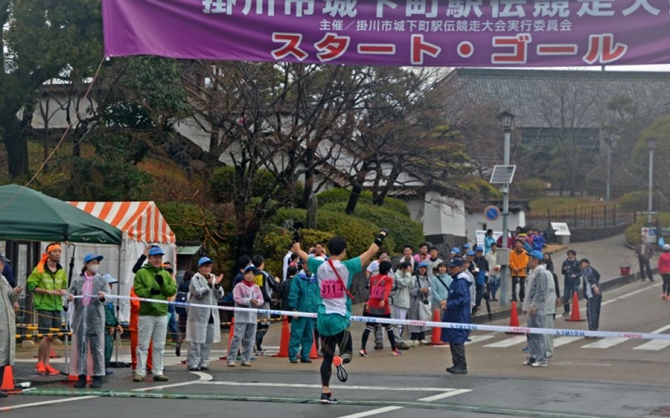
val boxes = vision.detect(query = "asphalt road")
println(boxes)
[3,279,669,417]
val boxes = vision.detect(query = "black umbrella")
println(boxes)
[484,282,493,321]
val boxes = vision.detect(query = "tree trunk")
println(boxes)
[2,117,30,179]
[373,161,402,206]
[302,147,315,208]
[235,228,256,261]
[346,184,363,215]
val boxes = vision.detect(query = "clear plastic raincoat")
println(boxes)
[68,274,110,377]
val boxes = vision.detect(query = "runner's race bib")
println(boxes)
[370,285,385,300]
[320,280,344,299]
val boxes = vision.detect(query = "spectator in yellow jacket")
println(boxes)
[509,240,529,302]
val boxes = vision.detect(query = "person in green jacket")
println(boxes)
[287,265,319,364]
[27,243,67,376]
[132,246,176,382]
[102,274,123,375]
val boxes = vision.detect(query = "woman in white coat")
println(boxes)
[186,257,224,371]
[0,254,21,398]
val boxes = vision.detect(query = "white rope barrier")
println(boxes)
[74,294,670,341]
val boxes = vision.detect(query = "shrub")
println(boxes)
[316,211,396,257]
[273,207,395,257]
[252,226,335,276]
[211,166,305,206]
[272,207,307,228]
[320,202,422,253]
[316,188,411,217]
[158,202,215,241]
[511,179,548,199]
[617,191,668,212]
[298,228,336,249]
[253,225,292,276]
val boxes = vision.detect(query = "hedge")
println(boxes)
[211,166,304,206]
[158,202,215,241]
[617,191,668,212]
[316,188,411,217]
[320,202,422,253]
[273,207,396,256]
[253,224,293,276]
[253,227,336,276]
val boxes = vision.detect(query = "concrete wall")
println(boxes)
[24,94,98,130]
[421,192,466,238]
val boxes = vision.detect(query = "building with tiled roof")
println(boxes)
[444,68,670,153]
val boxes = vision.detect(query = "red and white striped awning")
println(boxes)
[69,201,176,243]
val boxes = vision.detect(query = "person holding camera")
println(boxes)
[408,262,432,345]
[391,261,413,350]
[132,246,177,382]
[186,257,224,371]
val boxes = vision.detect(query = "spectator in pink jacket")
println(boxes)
[657,244,670,300]
[227,266,264,367]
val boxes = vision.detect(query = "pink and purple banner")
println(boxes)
[103,0,670,67]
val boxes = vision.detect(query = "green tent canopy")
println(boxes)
[0,184,122,245]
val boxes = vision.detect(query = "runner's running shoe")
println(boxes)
[333,355,348,382]
[44,364,60,376]
[319,392,338,404]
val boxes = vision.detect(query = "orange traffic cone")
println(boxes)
[1,366,19,393]
[506,301,522,334]
[565,291,586,322]
[509,301,519,326]
[50,347,59,359]
[220,317,235,360]
[309,332,320,359]
[272,316,290,358]
[430,309,444,345]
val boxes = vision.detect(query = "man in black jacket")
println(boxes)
[580,259,601,334]
[472,247,489,314]
[634,236,655,282]
[560,250,581,317]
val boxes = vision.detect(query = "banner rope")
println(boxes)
[71,294,670,342]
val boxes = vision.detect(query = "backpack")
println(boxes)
[175,291,188,316]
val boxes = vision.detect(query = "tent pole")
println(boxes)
[115,244,122,366]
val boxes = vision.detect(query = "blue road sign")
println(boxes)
[484,205,500,221]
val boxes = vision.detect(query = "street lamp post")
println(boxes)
[648,137,656,224]
[605,137,614,203]
[499,111,515,308]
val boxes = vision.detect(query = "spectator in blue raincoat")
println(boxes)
[441,258,471,375]
[287,266,319,363]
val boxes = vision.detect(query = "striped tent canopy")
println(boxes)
[69,201,176,243]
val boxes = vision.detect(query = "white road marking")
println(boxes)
[337,406,404,418]
[582,338,628,349]
[417,389,472,402]
[563,283,662,314]
[331,385,471,418]
[609,282,662,301]
[484,336,527,348]
[1,369,212,411]
[465,334,496,345]
[633,324,670,351]
[552,337,584,347]
[0,395,98,412]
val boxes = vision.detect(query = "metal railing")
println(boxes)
[525,205,636,230]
